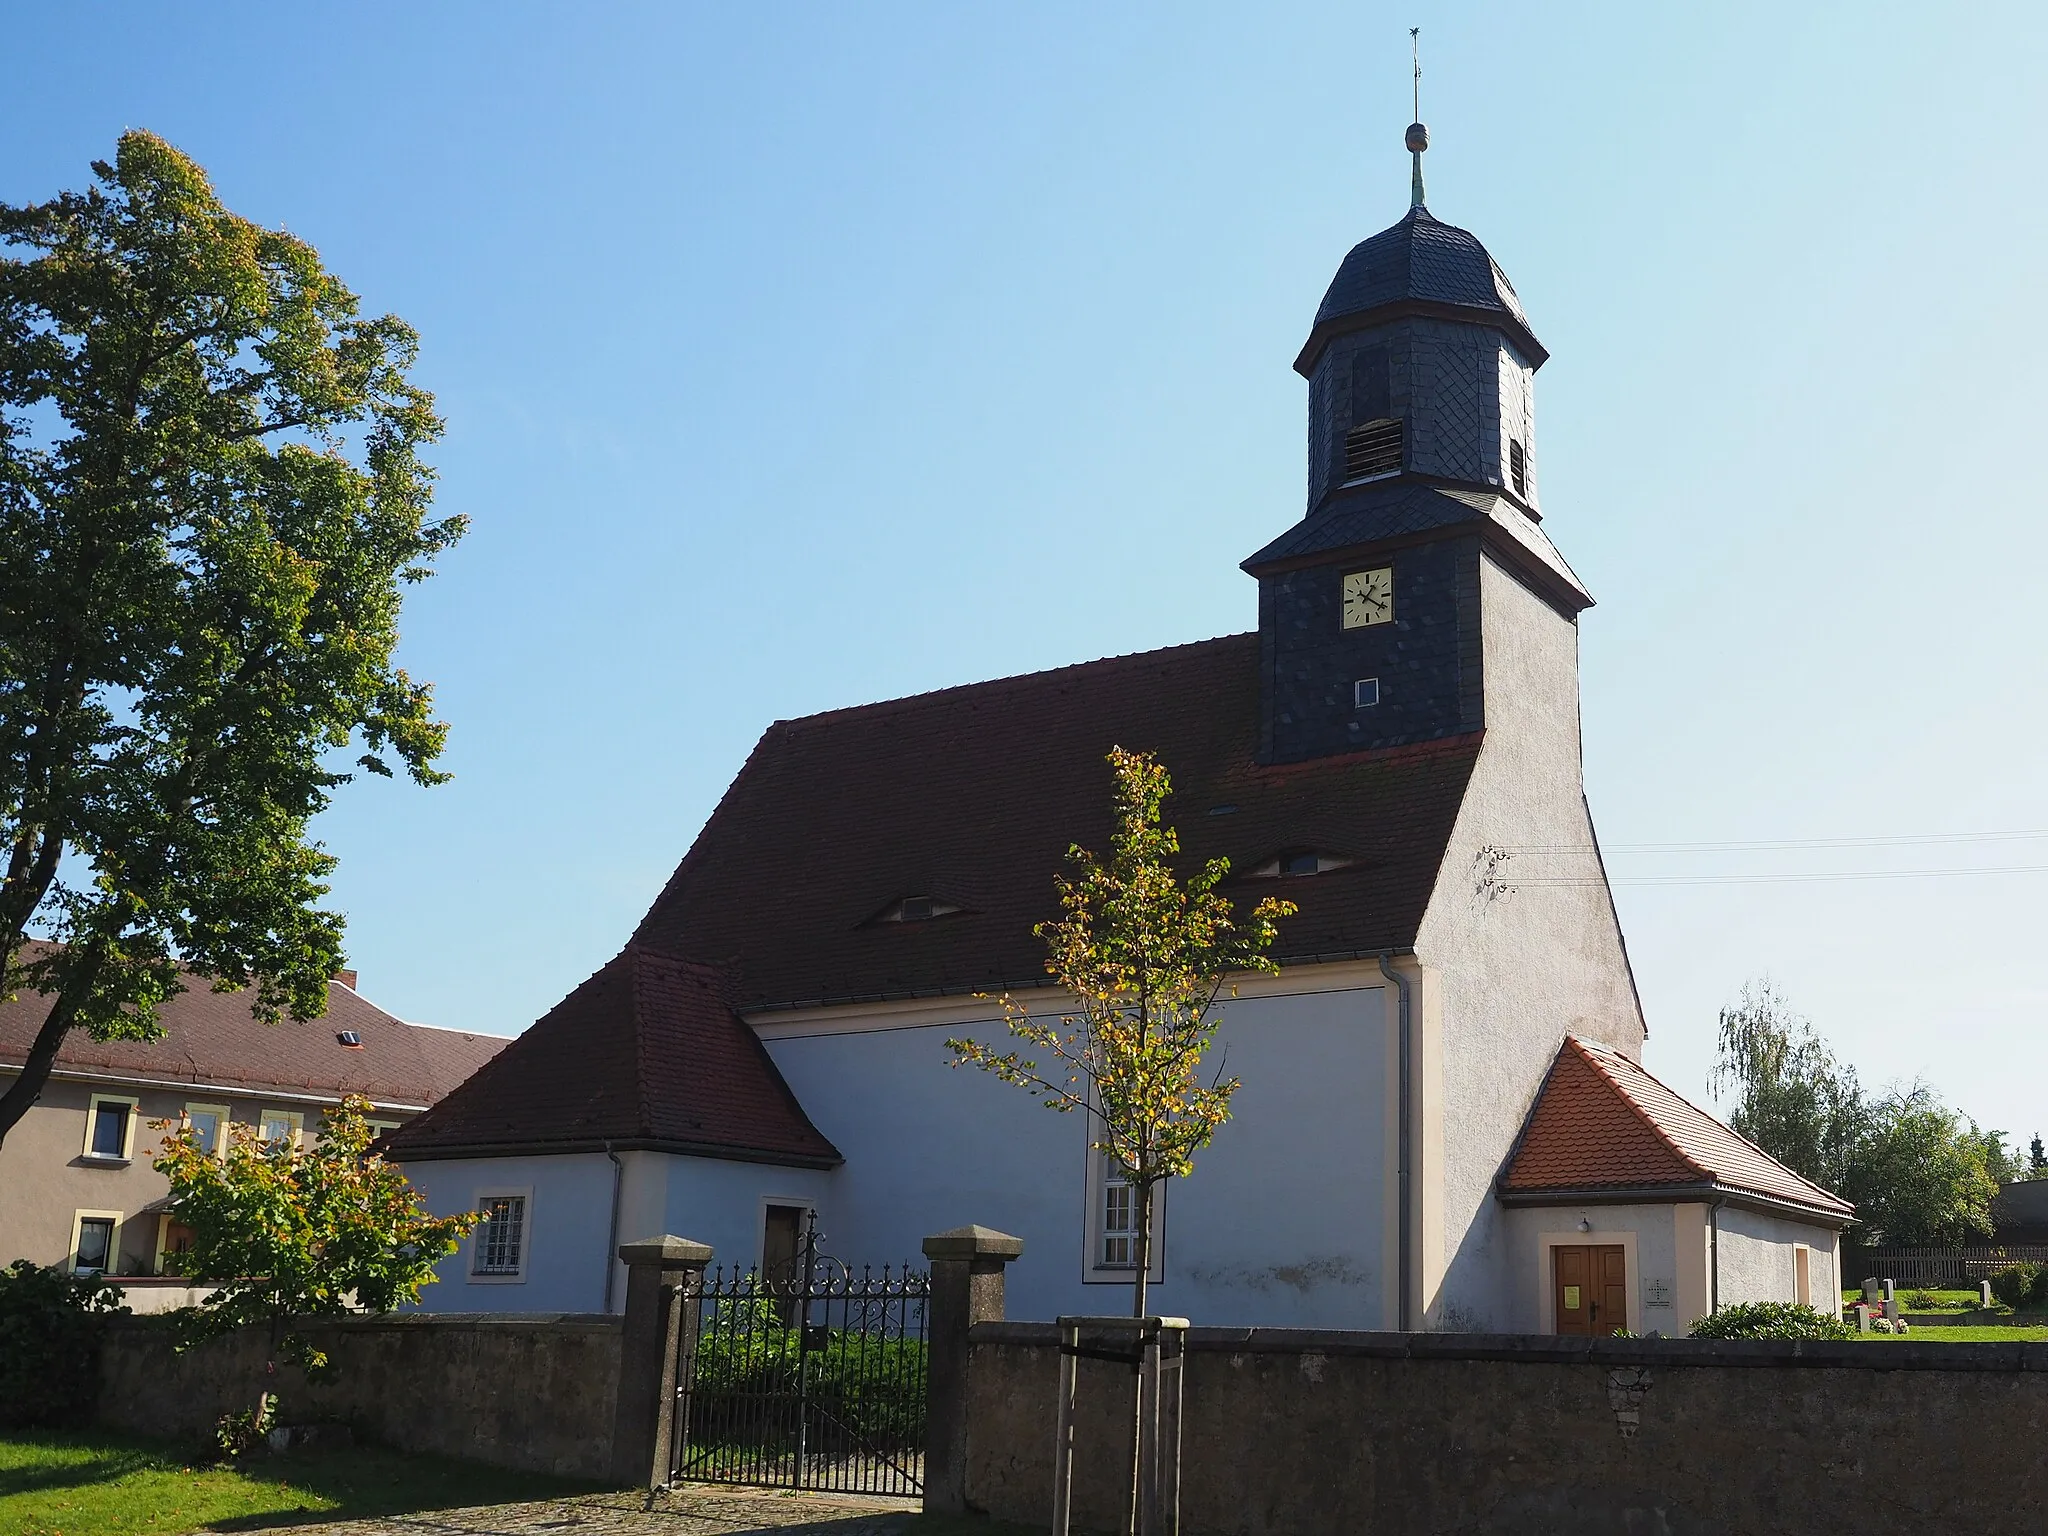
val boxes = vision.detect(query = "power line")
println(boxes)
[1515,865,2048,888]
[1503,830,2048,856]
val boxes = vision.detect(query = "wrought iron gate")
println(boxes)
[667,1214,930,1496]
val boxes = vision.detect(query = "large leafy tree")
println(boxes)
[0,131,462,1145]
[1712,980,2006,1246]
[948,747,1294,1320]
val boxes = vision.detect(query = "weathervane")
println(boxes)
[1407,26,1429,210]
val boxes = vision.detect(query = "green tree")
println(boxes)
[946,747,1294,1320]
[1709,979,1863,1194]
[1846,1088,2002,1247]
[1711,979,2004,1246]
[0,131,461,1146]
[153,1094,476,1376]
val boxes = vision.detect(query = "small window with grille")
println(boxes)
[472,1193,529,1279]
[1509,438,1527,497]
[1344,418,1404,481]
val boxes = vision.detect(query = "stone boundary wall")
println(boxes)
[97,1312,622,1480]
[963,1323,2048,1535]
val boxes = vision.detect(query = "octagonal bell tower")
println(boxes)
[1244,121,1592,766]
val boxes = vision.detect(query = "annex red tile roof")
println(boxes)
[633,634,1482,1010]
[0,944,503,1109]
[1502,1036,1853,1219]
[383,944,840,1166]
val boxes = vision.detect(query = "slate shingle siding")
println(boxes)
[1257,536,1483,764]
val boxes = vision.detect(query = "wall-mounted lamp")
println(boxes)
[1576,1217,1592,1233]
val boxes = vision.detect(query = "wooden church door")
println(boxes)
[1554,1244,1627,1335]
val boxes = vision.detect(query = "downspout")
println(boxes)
[1708,1195,1724,1315]
[1377,952,1413,1332]
[603,1142,624,1314]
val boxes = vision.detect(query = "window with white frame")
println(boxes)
[258,1108,304,1149]
[471,1193,529,1279]
[183,1104,228,1157]
[82,1094,138,1160]
[1084,1146,1164,1283]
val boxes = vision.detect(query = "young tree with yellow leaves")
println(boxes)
[947,747,1293,1319]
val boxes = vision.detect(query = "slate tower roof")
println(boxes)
[1296,205,1546,378]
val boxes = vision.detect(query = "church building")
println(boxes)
[387,125,1850,1335]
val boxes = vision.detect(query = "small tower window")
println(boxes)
[1354,678,1380,709]
[1344,419,1404,482]
[1509,438,1528,498]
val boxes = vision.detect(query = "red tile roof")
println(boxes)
[383,944,840,1166]
[1501,1036,1853,1220]
[0,945,503,1109]
[633,634,1481,1010]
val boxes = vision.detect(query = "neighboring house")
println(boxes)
[0,948,504,1287]
[1991,1180,2048,1245]
[388,133,1851,1334]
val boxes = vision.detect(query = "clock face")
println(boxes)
[1341,567,1394,630]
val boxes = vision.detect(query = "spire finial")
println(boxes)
[1406,27,1429,210]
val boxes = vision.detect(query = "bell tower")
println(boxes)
[1244,114,1592,765]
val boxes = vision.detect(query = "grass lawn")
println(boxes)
[1850,1326,2048,1342]
[0,1430,604,1536]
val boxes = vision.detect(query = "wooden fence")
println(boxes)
[1850,1246,2048,1285]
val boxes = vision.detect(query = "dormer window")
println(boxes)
[1243,851,1354,880]
[1509,438,1528,497]
[1343,418,1404,482]
[871,895,964,924]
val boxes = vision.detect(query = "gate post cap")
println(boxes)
[923,1225,1024,1262]
[618,1234,713,1267]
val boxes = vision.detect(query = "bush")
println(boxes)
[1989,1263,2044,1309]
[1688,1301,1854,1341]
[0,1259,129,1427]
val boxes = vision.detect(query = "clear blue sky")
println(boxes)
[10,3,2048,1145]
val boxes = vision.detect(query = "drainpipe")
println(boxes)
[603,1142,625,1314]
[1377,952,1413,1332]
[1709,1195,1724,1314]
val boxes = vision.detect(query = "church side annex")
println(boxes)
[385,124,1850,1335]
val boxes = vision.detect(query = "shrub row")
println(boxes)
[0,1260,128,1428]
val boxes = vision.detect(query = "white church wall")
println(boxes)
[758,981,1391,1329]
[404,1149,837,1314]
[1414,551,1648,1333]
[403,1152,616,1314]
[1715,1204,1841,1310]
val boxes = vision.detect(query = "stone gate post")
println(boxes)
[611,1235,713,1489]
[922,1225,1025,1515]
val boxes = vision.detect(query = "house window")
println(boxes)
[1509,438,1528,497]
[1354,677,1380,709]
[472,1193,529,1279]
[1344,418,1404,482]
[70,1212,120,1275]
[1794,1245,1812,1308]
[258,1109,304,1149]
[83,1095,138,1161]
[184,1104,228,1157]
[157,1216,197,1276]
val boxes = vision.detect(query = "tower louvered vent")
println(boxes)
[1509,438,1528,497]
[1344,418,1404,481]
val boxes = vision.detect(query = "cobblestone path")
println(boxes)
[207,1484,923,1535]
